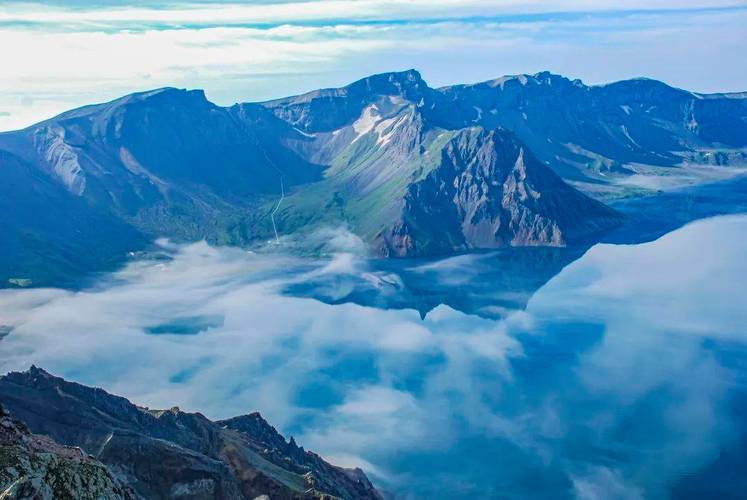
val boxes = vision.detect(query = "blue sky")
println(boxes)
[0,0,746,130]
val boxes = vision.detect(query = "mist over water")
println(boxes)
[1,216,746,498]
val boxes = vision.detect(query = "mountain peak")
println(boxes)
[106,87,210,112]
[347,68,427,97]
[356,68,423,83]
[27,365,53,378]
[491,71,577,88]
[44,87,211,125]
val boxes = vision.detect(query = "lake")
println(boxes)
[1,214,746,498]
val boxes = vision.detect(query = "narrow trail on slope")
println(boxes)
[238,122,288,245]
[270,175,285,244]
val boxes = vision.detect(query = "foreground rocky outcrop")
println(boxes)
[0,403,137,499]
[0,367,382,500]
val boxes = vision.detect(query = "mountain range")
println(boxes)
[1,69,745,286]
[0,366,381,499]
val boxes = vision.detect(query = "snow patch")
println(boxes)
[619,125,640,147]
[472,106,483,122]
[375,112,408,147]
[350,103,411,147]
[352,105,381,143]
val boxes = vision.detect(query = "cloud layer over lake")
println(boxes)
[1,215,746,497]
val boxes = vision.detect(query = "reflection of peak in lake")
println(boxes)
[284,245,590,320]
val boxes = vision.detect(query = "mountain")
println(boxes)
[0,366,382,500]
[268,70,747,178]
[435,72,747,179]
[1,69,744,286]
[257,71,623,256]
[0,88,320,285]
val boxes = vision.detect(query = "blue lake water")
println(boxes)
[1,214,746,498]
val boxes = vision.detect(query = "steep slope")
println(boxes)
[0,88,321,242]
[0,150,147,287]
[1,87,319,201]
[376,127,623,256]
[0,88,320,284]
[0,404,137,499]
[0,367,382,500]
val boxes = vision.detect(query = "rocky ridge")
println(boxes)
[0,367,381,500]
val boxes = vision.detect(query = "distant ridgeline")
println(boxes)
[1,70,745,286]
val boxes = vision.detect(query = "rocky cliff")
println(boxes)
[375,127,623,256]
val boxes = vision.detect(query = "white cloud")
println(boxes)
[0,2,745,130]
[572,466,644,500]
[0,1,742,26]
[0,205,746,495]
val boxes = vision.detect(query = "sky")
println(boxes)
[0,0,746,131]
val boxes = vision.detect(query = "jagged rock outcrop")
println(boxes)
[376,127,623,256]
[0,403,137,499]
[0,367,382,500]
[380,127,622,256]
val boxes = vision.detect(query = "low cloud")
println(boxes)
[572,466,643,500]
[1,217,746,496]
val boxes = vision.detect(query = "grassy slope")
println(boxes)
[248,127,457,244]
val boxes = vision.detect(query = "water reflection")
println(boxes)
[0,216,746,498]
[284,245,590,320]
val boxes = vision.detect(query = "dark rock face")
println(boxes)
[0,403,137,499]
[0,367,382,500]
[377,127,623,257]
